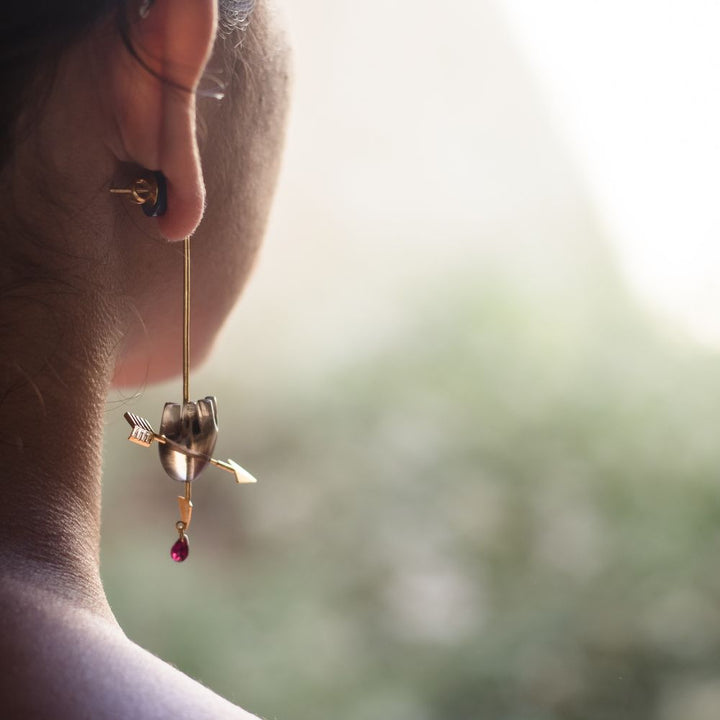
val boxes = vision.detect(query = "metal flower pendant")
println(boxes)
[159,396,219,483]
[123,396,257,563]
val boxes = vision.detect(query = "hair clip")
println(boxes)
[114,174,257,562]
[197,68,228,101]
[138,0,154,19]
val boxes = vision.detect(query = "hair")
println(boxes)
[0,0,255,168]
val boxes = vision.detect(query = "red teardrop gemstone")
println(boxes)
[170,537,189,562]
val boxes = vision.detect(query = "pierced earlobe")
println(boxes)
[110,170,167,217]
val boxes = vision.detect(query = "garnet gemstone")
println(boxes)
[170,537,189,562]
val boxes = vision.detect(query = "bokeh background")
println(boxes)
[102,2,720,719]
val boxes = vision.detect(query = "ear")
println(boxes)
[111,0,218,240]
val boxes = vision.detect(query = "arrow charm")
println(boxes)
[123,411,258,484]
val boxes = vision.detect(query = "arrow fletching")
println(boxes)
[124,412,258,485]
[124,412,156,448]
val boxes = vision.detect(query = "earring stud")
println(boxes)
[110,171,167,217]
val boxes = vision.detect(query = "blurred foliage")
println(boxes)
[101,248,720,720]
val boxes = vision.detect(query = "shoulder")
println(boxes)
[0,577,259,720]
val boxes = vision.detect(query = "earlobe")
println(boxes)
[110,0,218,240]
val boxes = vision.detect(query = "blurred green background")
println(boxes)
[101,3,720,719]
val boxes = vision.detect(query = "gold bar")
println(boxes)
[183,236,190,405]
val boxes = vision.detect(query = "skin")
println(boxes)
[0,0,290,717]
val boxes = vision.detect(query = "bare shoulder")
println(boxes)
[0,577,259,720]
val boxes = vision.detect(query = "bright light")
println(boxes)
[497,1,720,344]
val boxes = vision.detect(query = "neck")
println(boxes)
[0,263,120,620]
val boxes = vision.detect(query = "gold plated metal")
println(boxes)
[110,177,158,207]
[110,171,166,217]
[210,457,258,484]
[125,412,154,447]
[183,236,191,405]
[177,485,193,529]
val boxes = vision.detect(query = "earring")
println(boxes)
[113,173,257,563]
[110,170,167,217]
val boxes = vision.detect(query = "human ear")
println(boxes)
[110,0,218,240]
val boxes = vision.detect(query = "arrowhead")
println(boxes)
[227,459,258,484]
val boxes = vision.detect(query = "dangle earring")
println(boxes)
[112,171,257,563]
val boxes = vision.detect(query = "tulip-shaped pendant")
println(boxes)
[159,397,219,483]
